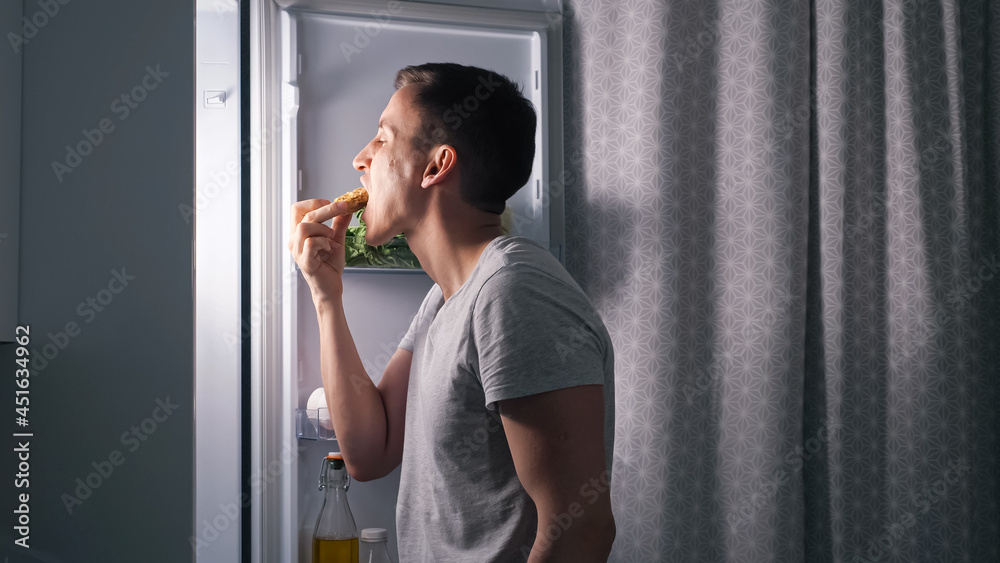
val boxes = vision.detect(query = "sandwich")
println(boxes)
[334,187,369,213]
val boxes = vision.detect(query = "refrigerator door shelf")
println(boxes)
[296,408,338,441]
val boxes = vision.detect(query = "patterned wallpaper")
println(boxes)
[560,0,999,561]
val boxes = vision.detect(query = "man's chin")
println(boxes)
[363,229,397,247]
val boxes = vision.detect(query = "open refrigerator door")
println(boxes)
[235,1,563,561]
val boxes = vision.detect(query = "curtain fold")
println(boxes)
[562,0,999,560]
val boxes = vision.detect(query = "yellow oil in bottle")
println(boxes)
[312,537,359,563]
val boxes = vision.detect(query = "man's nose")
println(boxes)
[353,144,371,172]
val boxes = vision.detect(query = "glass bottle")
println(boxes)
[313,452,358,563]
[359,528,394,563]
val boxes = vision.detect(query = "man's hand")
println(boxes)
[287,199,355,303]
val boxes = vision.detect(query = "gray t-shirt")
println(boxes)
[395,234,615,562]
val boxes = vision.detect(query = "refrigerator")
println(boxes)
[194,0,564,561]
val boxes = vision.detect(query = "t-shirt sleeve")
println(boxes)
[398,320,417,352]
[398,284,440,352]
[472,266,609,412]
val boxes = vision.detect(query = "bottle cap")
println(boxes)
[325,452,345,470]
[360,528,388,541]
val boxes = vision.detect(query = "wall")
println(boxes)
[0,0,194,561]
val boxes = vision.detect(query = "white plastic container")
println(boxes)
[359,528,394,563]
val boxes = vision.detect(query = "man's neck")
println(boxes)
[406,212,505,302]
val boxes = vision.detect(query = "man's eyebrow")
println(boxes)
[377,120,395,134]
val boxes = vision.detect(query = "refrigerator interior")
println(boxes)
[269,3,561,561]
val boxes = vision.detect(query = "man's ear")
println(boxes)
[421,144,457,188]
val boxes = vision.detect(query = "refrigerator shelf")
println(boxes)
[343,266,424,274]
[296,408,337,441]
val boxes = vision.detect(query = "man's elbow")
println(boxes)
[578,499,616,550]
[533,510,616,561]
[575,508,616,558]
[344,456,393,483]
[589,512,617,557]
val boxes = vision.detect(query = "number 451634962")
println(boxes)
[15,325,30,426]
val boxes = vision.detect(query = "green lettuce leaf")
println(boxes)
[343,211,421,269]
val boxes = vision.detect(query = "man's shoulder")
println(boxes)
[477,236,583,295]
[489,235,559,265]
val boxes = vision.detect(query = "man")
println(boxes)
[287,62,615,561]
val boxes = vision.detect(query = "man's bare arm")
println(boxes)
[314,301,411,481]
[498,384,615,562]
[288,198,409,481]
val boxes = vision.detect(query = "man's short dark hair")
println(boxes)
[394,62,536,215]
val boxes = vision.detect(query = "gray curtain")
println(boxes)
[561,0,999,561]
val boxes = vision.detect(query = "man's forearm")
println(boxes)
[314,296,388,479]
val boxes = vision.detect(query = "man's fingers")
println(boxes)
[300,236,336,274]
[290,198,331,238]
[303,236,332,256]
[292,221,337,257]
[301,200,355,225]
[294,221,336,239]
[330,211,353,233]
[288,198,356,277]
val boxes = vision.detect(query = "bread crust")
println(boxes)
[333,187,369,213]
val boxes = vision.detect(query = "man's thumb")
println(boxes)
[331,212,353,240]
